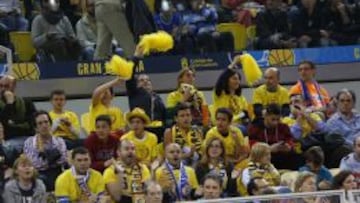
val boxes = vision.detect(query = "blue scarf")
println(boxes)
[299,80,325,107]
[165,160,189,201]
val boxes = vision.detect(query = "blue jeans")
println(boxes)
[82,46,95,61]
[0,14,28,31]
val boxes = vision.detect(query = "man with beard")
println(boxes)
[164,103,203,165]
[103,140,151,203]
[155,143,199,202]
[248,104,301,170]
[252,67,290,119]
[31,0,81,61]
[55,147,106,203]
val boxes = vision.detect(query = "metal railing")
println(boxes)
[348,189,360,203]
[187,190,348,203]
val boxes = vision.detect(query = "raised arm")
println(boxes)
[92,77,123,106]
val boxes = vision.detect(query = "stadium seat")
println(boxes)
[81,112,90,135]
[144,0,155,13]
[9,31,36,62]
[216,23,247,51]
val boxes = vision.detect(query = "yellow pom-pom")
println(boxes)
[106,55,134,80]
[138,31,174,55]
[238,53,262,86]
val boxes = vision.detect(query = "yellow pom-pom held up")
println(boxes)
[138,31,174,55]
[237,53,262,86]
[106,55,134,80]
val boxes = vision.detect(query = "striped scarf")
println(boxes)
[165,160,189,201]
[299,80,325,107]
[69,167,102,203]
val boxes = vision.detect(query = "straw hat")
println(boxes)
[126,108,151,125]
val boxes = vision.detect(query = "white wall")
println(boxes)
[35,81,360,117]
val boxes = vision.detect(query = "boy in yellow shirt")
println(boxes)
[55,147,106,203]
[205,108,249,164]
[103,140,151,203]
[121,108,158,166]
[49,89,81,149]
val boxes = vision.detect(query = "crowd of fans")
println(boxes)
[1,0,360,62]
[0,44,358,202]
[0,0,360,202]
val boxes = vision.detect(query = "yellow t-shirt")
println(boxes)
[204,126,246,157]
[49,110,80,140]
[166,89,207,108]
[103,164,151,200]
[121,131,158,165]
[212,91,248,123]
[252,85,290,106]
[155,165,199,190]
[89,103,125,132]
[55,169,105,202]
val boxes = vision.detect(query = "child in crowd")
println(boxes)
[299,146,332,190]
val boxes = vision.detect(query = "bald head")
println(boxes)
[165,143,181,166]
[264,67,280,91]
[118,140,136,165]
[0,75,16,92]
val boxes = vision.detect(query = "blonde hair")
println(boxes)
[294,171,316,192]
[13,154,38,180]
[250,142,271,163]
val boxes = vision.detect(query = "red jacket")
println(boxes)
[248,119,294,147]
[84,132,119,173]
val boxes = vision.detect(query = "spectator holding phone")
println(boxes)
[283,94,327,153]
[248,104,302,170]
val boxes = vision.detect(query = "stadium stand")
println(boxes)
[0,0,360,202]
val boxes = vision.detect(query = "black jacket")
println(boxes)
[256,9,291,49]
[125,0,157,42]
[125,58,166,130]
[290,2,324,46]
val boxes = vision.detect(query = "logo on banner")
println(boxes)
[12,63,40,80]
[268,49,295,67]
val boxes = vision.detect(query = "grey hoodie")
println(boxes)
[2,179,47,203]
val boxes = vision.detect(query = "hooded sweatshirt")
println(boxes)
[2,179,47,203]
